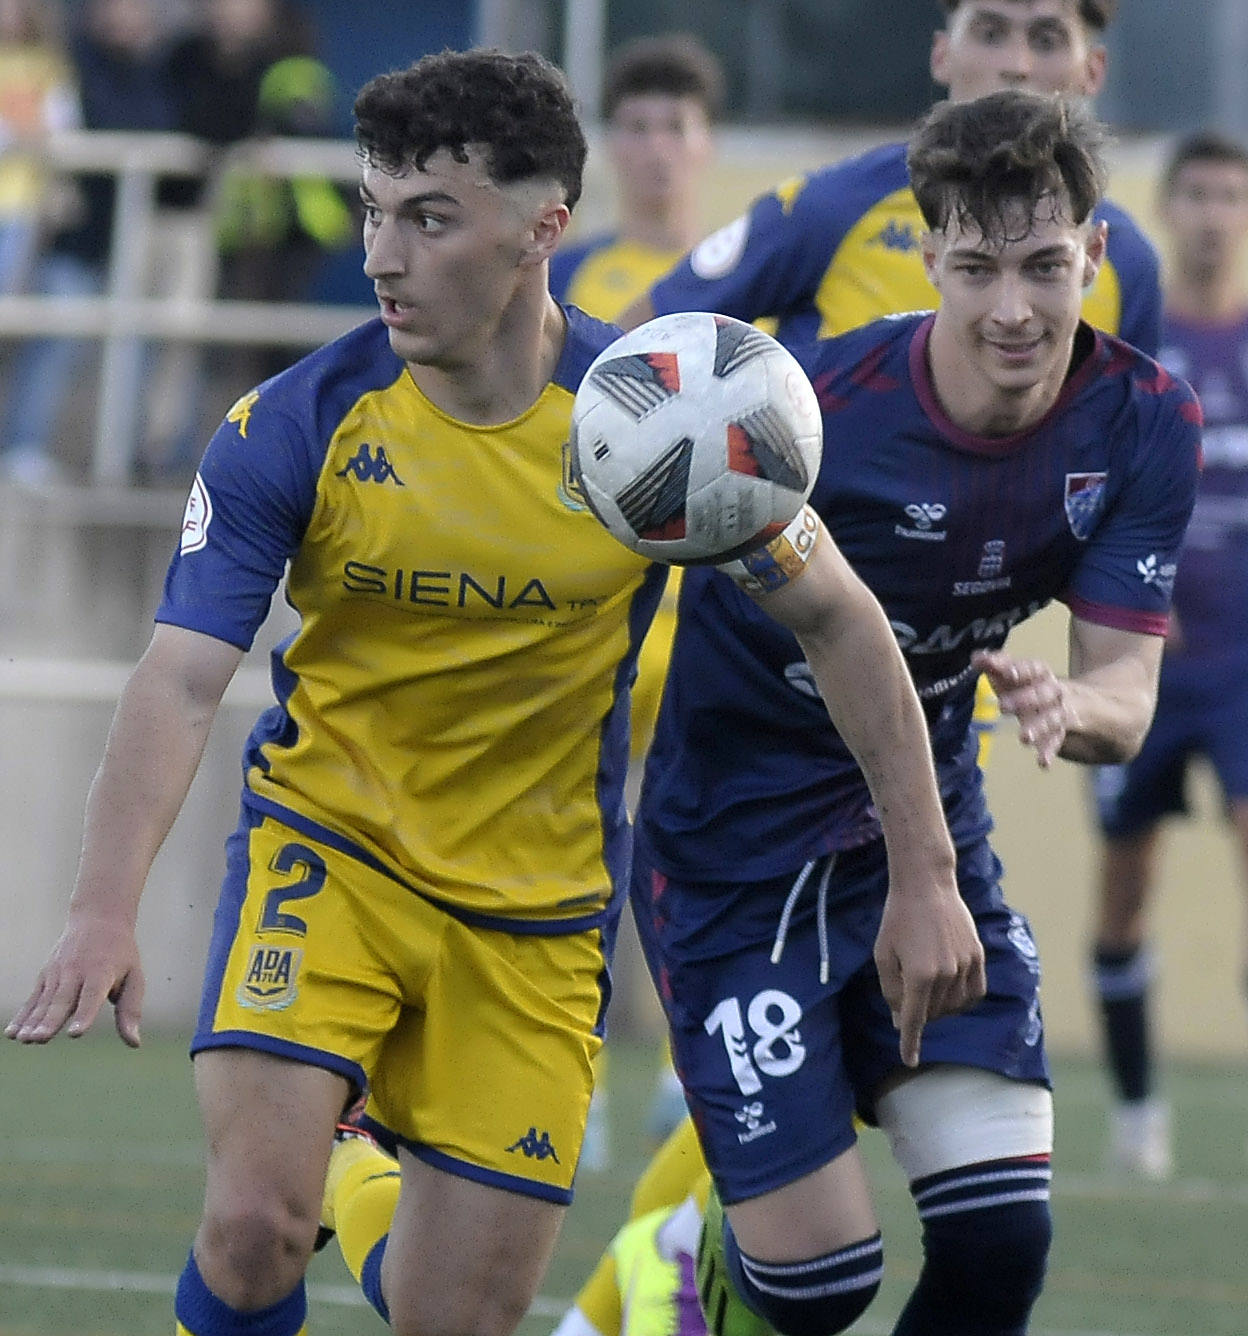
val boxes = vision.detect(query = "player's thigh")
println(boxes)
[383,1150,566,1336]
[631,855,871,1210]
[194,1046,349,1227]
[368,918,609,1202]
[194,809,420,1092]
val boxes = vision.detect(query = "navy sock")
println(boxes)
[1093,943,1153,1101]
[174,1251,306,1336]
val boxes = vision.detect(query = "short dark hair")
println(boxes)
[1161,130,1248,197]
[908,90,1108,240]
[937,0,1116,33]
[354,48,587,211]
[601,33,725,120]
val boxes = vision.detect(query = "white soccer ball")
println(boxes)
[570,312,823,564]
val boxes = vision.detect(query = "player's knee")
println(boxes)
[197,1197,315,1304]
[726,1224,882,1336]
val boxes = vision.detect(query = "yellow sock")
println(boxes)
[323,1134,402,1281]
[570,1249,622,1336]
[629,1116,706,1219]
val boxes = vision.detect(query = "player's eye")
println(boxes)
[1030,25,1071,53]
[360,202,382,226]
[970,19,1006,44]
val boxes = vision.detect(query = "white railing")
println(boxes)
[0,130,375,484]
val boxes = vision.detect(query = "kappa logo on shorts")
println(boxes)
[236,945,303,1011]
[506,1127,560,1163]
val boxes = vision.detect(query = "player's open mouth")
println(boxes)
[378,297,415,325]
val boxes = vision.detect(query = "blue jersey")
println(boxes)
[550,231,686,325]
[638,313,1201,883]
[649,140,1161,356]
[1155,312,1248,674]
[157,307,664,931]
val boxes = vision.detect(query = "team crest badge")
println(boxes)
[236,944,303,1011]
[559,438,589,511]
[1064,472,1107,540]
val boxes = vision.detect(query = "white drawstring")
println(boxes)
[770,854,837,983]
[770,859,815,966]
[815,857,833,983]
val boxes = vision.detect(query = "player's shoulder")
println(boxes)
[787,139,910,217]
[240,317,406,445]
[1090,329,1203,431]
[1094,196,1160,274]
[553,303,624,393]
[549,232,618,298]
[794,309,928,403]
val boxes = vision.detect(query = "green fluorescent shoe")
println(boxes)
[695,1186,775,1336]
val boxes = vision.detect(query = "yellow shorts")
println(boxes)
[193,806,609,1201]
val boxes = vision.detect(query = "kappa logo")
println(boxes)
[867,219,921,253]
[226,389,259,438]
[236,945,303,1011]
[895,501,947,542]
[506,1127,560,1163]
[336,443,405,485]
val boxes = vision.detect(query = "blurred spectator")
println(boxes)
[0,0,77,295]
[141,0,319,477]
[214,51,354,386]
[1090,130,1248,1181]
[0,0,172,486]
[550,33,721,324]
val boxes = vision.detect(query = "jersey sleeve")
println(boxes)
[1064,377,1202,633]
[1103,202,1162,358]
[155,395,320,650]
[649,168,852,325]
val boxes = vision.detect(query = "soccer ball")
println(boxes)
[570,312,823,564]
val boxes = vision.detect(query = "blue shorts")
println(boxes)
[630,832,1048,1205]
[1093,672,1248,837]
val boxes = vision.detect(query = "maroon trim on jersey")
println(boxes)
[908,315,1104,457]
[1062,589,1170,637]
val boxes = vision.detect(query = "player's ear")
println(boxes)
[1082,219,1108,286]
[1080,43,1108,98]
[930,29,950,89]
[920,231,942,287]
[524,200,571,268]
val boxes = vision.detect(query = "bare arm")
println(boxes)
[740,516,985,1064]
[972,616,1163,769]
[617,293,657,332]
[6,624,244,1046]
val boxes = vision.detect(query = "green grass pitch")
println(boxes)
[1,1035,1245,1336]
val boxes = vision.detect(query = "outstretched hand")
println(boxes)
[5,914,144,1048]
[972,649,1068,768]
[875,876,986,1067]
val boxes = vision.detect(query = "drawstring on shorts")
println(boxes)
[770,854,837,983]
